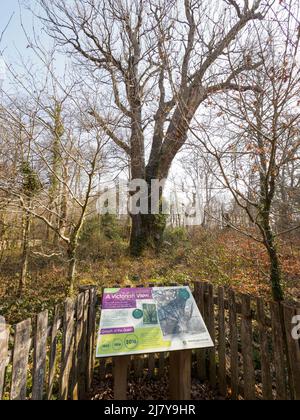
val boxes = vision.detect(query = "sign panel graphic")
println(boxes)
[96,286,214,358]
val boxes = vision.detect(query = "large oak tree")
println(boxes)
[37,0,270,254]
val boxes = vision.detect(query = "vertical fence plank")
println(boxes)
[87,287,97,392]
[202,283,210,382]
[218,287,227,397]
[47,306,60,400]
[228,289,239,399]
[32,310,49,400]
[270,302,287,400]
[148,353,155,379]
[295,307,300,401]
[207,283,216,388]
[73,293,84,400]
[195,282,206,380]
[0,317,9,400]
[60,298,75,400]
[99,358,107,381]
[10,319,32,400]
[80,291,89,394]
[241,295,255,400]
[158,352,165,378]
[133,355,143,379]
[257,298,273,400]
[297,306,300,398]
[283,304,300,400]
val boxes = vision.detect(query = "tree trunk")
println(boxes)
[19,210,31,296]
[129,214,144,256]
[267,244,283,302]
[67,240,77,296]
[264,229,284,302]
[130,214,167,256]
[129,179,167,256]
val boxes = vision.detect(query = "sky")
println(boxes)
[0,0,67,88]
[0,0,38,86]
[0,1,31,59]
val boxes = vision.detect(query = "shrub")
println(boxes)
[163,226,189,245]
[78,215,126,260]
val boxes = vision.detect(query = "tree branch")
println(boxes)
[89,110,131,155]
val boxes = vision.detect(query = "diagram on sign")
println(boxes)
[152,288,207,336]
[96,286,214,358]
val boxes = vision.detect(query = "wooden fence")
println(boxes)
[193,281,300,400]
[1,281,300,400]
[0,286,97,400]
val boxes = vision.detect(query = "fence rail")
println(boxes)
[0,281,299,400]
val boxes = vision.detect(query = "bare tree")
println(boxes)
[182,146,225,228]
[0,74,107,295]
[35,0,270,254]
[189,2,300,301]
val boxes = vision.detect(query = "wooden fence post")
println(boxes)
[99,358,107,381]
[133,355,143,378]
[147,354,155,379]
[257,298,273,400]
[241,294,255,400]
[270,302,287,400]
[228,289,239,400]
[207,283,216,388]
[283,304,300,400]
[79,291,90,395]
[10,319,32,400]
[32,310,49,400]
[72,293,85,400]
[60,298,75,400]
[0,317,9,400]
[47,306,60,400]
[87,287,97,393]
[194,282,206,381]
[218,287,227,397]
[158,353,165,378]
[78,287,95,396]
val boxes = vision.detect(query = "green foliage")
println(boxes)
[0,282,65,325]
[49,103,64,195]
[78,215,126,260]
[79,216,101,243]
[53,102,65,139]
[101,214,122,240]
[163,226,189,245]
[153,212,168,231]
[148,271,192,286]
[21,161,42,197]
[80,215,123,242]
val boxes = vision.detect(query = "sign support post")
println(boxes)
[114,356,130,400]
[169,350,192,400]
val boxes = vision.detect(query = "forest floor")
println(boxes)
[0,228,299,324]
[89,373,220,401]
